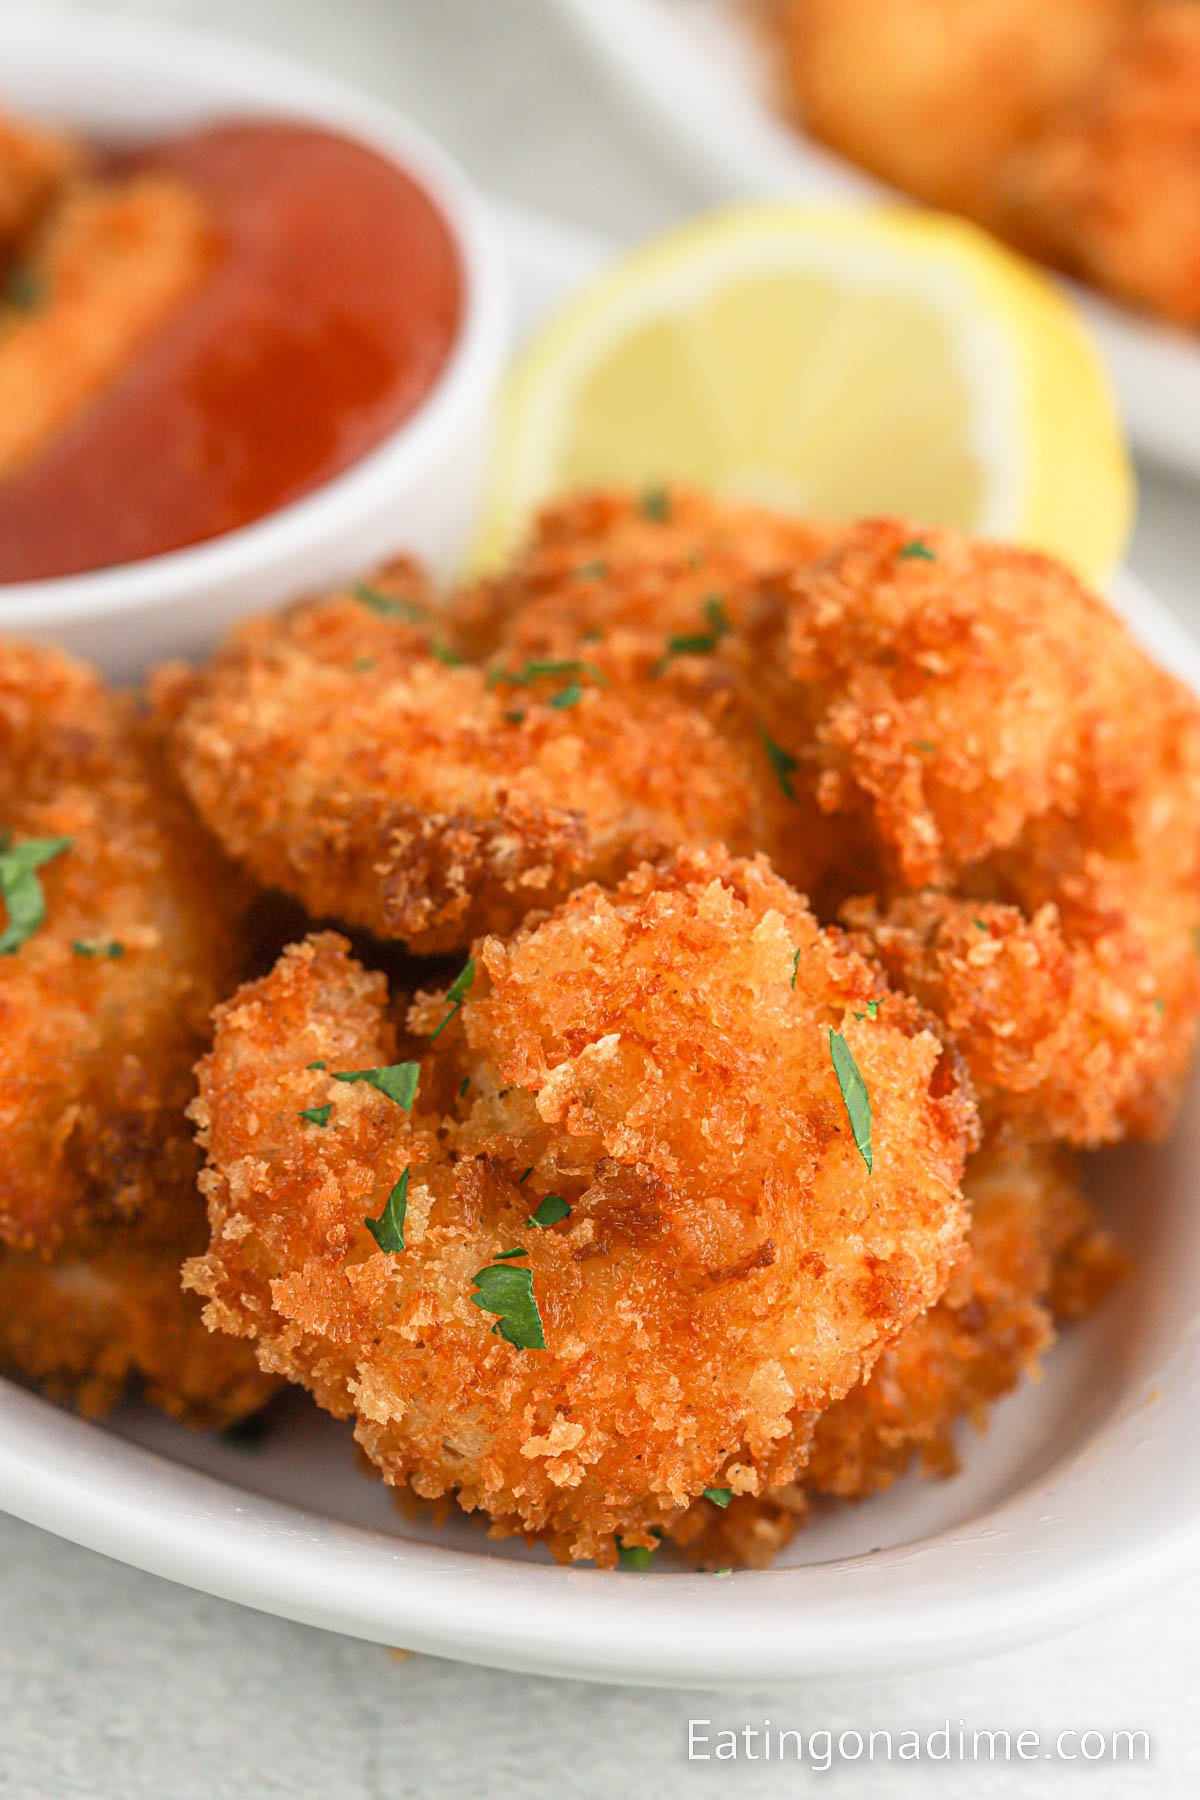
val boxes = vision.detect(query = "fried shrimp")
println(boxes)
[161,552,798,953]
[1005,0,1200,328]
[0,171,217,480]
[0,638,251,1251]
[187,850,973,1564]
[769,0,1128,226]
[0,636,275,1421]
[671,1135,1125,1565]
[761,519,1200,1143]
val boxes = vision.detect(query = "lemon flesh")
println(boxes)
[478,205,1134,586]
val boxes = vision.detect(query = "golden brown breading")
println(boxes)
[0,1222,279,1426]
[0,109,80,248]
[0,170,216,478]
[1005,0,1200,327]
[0,638,252,1251]
[762,518,1200,1143]
[161,555,791,952]
[187,851,973,1564]
[672,1136,1125,1565]
[769,0,1128,226]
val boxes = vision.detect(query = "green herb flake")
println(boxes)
[651,594,732,674]
[72,938,124,960]
[4,265,46,314]
[829,1030,872,1174]
[517,1166,534,1185]
[491,1247,529,1262]
[352,583,426,621]
[712,1567,734,1578]
[973,918,989,932]
[487,658,610,693]
[528,1194,571,1228]
[504,709,527,726]
[911,739,936,755]
[331,1061,420,1111]
[458,1076,471,1099]
[430,957,476,1042]
[430,641,464,668]
[790,947,803,991]
[469,1262,546,1350]
[639,486,671,522]
[307,1060,328,1071]
[220,1413,272,1452]
[365,1168,409,1254]
[351,656,377,673]
[547,679,583,711]
[1153,996,1166,1016]
[853,1000,880,1022]
[758,726,799,802]
[0,835,72,956]
[703,1487,733,1509]
[299,1104,333,1128]
[616,1537,658,1570]
[897,539,936,562]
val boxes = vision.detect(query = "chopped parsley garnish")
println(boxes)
[487,658,610,712]
[639,487,671,522]
[911,739,935,755]
[853,1000,880,1022]
[528,1194,571,1228]
[972,918,989,932]
[504,708,527,726]
[307,1060,328,1071]
[491,1246,529,1261]
[897,539,936,562]
[712,1567,733,1578]
[430,957,476,1041]
[331,1061,420,1111]
[0,834,72,956]
[72,939,124,960]
[1153,996,1166,1016]
[575,560,609,580]
[352,583,426,620]
[365,1169,409,1254]
[469,1262,546,1350]
[220,1413,272,1452]
[430,642,464,667]
[4,265,45,314]
[298,1104,333,1128]
[651,594,732,673]
[758,726,799,801]
[704,1487,733,1509]
[517,1166,534,1185]
[790,947,802,990]
[829,1030,872,1173]
[616,1537,658,1570]
[458,1076,471,1099]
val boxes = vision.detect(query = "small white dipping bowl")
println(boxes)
[0,11,509,679]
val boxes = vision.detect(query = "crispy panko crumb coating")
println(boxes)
[0,637,275,1423]
[0,109,81,248]
[0,639,253,1251]
[673,1136,1126,1565]
[187,851,973,1564]
[764,518,1200,1143]
[1005,0,1200,327]
[768,0,1128,227]
[0,171,217,479]
[0,1222,279,1426]
[161,551,793,953]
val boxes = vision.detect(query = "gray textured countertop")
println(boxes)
[2,2,1198,1793]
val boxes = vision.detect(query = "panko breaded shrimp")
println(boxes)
[763,519,1200,1143]
[0,637,275,1422]
[767,0,1128,227]
[0,170,217,479]
[0,109,80,249]
[1005,0,1200,327]
[160,558,793,953]
[187,850,973,1564]
[0,638,251,1251]
[672,1135,1125,1565]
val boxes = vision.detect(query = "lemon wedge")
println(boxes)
[477,205,1134,585]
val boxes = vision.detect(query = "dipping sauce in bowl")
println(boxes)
[0,119,463,581]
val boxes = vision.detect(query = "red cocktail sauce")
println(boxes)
[0,120,463,581]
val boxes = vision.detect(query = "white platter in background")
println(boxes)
[552,0,1200,481]
[2,203,1200,1690]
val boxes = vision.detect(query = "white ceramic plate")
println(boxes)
[552,0,1200,481]
[2,206,1200,1690]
